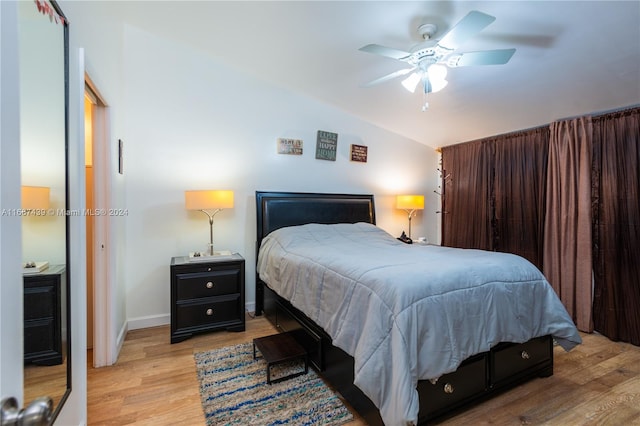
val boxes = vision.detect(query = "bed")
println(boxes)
[254,191,581,426]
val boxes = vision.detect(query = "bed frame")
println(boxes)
[255,191,553,425]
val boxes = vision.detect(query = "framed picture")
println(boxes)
[315,130,338,161]
[277,138,303,155]
[350,144,368,163]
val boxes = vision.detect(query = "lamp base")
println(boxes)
[188,250,233,262]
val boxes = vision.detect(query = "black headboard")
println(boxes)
[254,191,376,314]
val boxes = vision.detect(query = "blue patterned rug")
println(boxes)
[194,342,354,426]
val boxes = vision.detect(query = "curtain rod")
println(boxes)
[556,103,640,122]
[441,103,639,151]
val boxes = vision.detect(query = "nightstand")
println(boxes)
[170,254,245,343]
[24,264,66,365]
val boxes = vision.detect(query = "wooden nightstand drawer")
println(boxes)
[491,336,552,384]
[175,295,242,330]
[24,284,57,320]
[175,269,241,300]
[24,320,58,355]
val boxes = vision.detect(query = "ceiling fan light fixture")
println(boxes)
[401,72,422,93]
[428,64,448,81]
[429,78,448,93]
[424,64,448,93]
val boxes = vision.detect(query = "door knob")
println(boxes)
[1,396,53,426]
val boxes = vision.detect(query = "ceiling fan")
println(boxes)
[359,10,515,107]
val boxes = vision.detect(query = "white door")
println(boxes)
[1,0,25,409]
[2,2,86,424]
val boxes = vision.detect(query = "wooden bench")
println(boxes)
[253,332,308,384]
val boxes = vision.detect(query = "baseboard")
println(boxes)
[127,313,170,331]
[126,305,255,332]
[114,321,128,362]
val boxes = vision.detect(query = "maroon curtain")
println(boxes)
[592,107,640,345]
[493,128,549,269]
[441,127,549,270]
[441,140,493,249]
[543,117,593,332]
[440,105,639,343]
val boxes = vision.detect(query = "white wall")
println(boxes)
[56,2,440,331]
[121,25,439,324]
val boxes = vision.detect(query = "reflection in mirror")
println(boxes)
[18,0,70,420]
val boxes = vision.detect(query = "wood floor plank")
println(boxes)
[87,315,640,425]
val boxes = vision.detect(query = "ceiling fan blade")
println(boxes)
[359,44,412,61]
[437,10,496,51]
[448,48,516,67]
[362,67,417,87]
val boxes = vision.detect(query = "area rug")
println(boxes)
[194,342,354,426]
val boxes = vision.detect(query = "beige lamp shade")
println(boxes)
[396,195,424,211]
[22,186,50,210]
[185,190,234,210]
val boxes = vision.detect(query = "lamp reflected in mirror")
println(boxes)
[22,185,50,210]
[22,186,51,273]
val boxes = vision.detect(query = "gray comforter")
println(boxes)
[257,222,582,426]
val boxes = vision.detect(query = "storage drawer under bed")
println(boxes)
[418,353,487,421]
[491,336,553,386]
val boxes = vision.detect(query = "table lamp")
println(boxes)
[396,194,424,240]
[22,185,50,211]
[185,190,234,256]
[22,186,51,272]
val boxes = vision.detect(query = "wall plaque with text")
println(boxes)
[350,144,368,163]
[315,130,338,161]
[277,138,303,155]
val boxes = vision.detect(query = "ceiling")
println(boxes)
[102,1,640,148]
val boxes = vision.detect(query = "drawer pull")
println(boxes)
[443,383,454,394]
[206,308,213,316]
[206,281,214,289]
[521,350,530,360]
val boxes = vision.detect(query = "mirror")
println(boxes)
[18,0,70,420]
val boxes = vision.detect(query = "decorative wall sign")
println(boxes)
[277,138,303,155]
[350,144,368,163]
[315,130,338,161]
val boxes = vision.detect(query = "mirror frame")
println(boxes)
[51,0,71,421]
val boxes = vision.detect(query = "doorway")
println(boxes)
[84,76,114,367]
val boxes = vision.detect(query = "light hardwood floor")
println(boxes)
[87,314,640,425]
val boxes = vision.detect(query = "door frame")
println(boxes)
[84,75,116,368]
